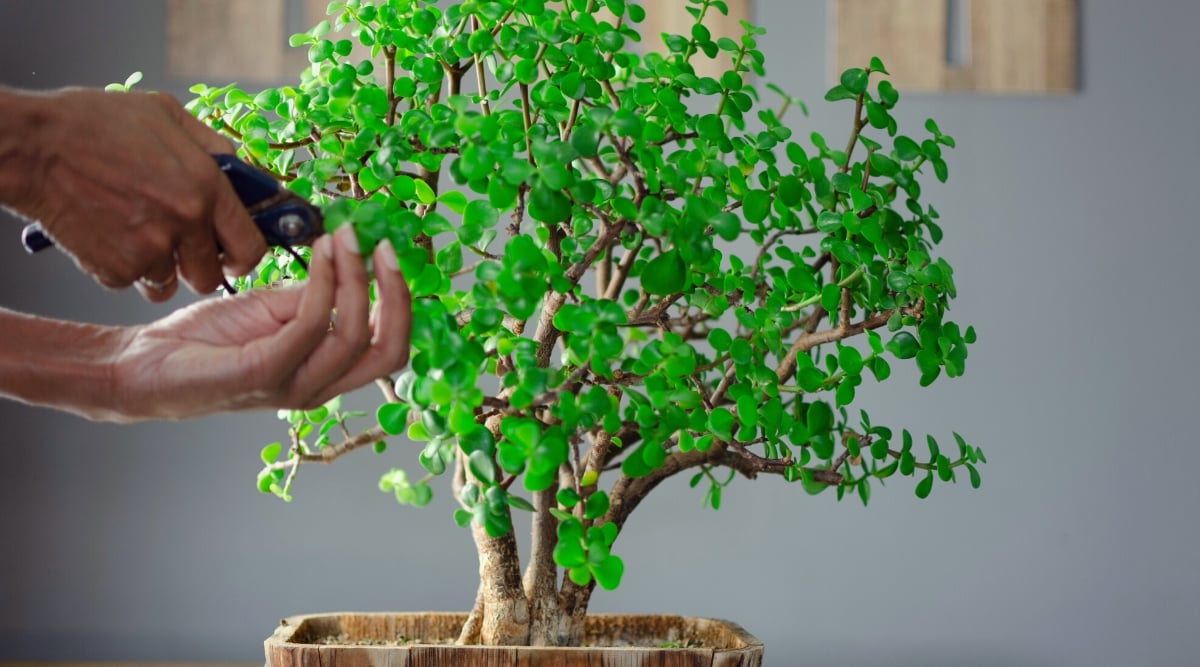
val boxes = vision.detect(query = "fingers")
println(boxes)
[209,178,267,279]
[154,93,265,289]
[160,93,266,277]
[317,238,412,398]
[238,235,338,389]
[159,93,237,156]
[133,264,180,303]
[287,226,374,398]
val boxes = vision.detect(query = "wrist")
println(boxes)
[0,307,133,422]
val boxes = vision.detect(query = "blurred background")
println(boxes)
[2,1,1198,665]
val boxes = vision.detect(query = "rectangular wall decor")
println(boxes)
[168,1,752,83]
[833,0,1077,94]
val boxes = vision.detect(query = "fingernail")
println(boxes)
[337,225,360,254]
[317,235,333,260]
[377,239,399,272]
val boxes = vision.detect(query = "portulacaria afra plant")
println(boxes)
[185,0,981,646]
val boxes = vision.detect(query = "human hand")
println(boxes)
[105,226,410,421]
[3,88,266,301]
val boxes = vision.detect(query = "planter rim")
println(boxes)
[266,611,764,652]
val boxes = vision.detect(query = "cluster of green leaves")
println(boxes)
[193,0,981,595]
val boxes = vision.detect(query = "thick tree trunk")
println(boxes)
[467,523,530,645]
[524,487,561,645]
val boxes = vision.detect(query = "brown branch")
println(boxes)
[266,426,388,470]
[375,376,400,404]
[776,304,920,384]
[841,94,867,173]
[714,450,843,485]
[471,18,492,117]
[385,46,398,126]
[565,220,627,285]
[603,231,644,300]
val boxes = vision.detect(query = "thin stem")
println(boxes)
[781,268,863,313]
[385,46,398,125]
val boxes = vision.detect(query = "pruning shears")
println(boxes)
[21,154,324,272]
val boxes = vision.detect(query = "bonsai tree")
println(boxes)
[184,0,982,647]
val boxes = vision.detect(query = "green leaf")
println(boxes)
[557,487,580,508]
[377,402,408,435]
[591,554,624,590]
[468,450,497,483]
[642,249,686,295]
[736,395,759,429]
[888,332,920,359]
[838,345,864,375]
[743,189,771,223]
[584,491,610,520]
[641,442,666,469]
[260,442,282,464]
[807,401,834,434]
[966,463,982,489]
[868,56,889,74]
[915,472,934,499]
[464,199,499,229]
[553,541,587,568]
[799,468,828,495]
[894,136,921,161]
[936,454,953,482]
[507,494,535,512]
[708,328,733,351]
[877,80,899,107]
[438,190,468,214]
[870,437,888,460]
[824,85,857,102]
[840,67,869,95]
[711,213,741,241]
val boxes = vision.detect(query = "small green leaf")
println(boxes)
[507,494,536,512]
[915,472,934,499]
[591,554,624,590]
[557,487,580,508]
[888,332,920,359]
[377,402,408,435]
[468,450,497,483]
[936,454,953,482]
[966,463,982,489]
[894,136,921,161]
[260,442,282,464]
[840,67,869,95]
[642,249,686,295]
[553,541,587,568]
[708,328,733,351]
[584,491,610,520]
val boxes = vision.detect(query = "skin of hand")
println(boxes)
[0,88,267,302]
[106,226,411,421]
[0,225,411,422]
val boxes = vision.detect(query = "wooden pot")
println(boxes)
[265,612,763,666]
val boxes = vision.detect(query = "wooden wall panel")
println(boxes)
[167,1,753,83]
[833,0,1077,94]
[640,0,751,79]
[166,0,287,81]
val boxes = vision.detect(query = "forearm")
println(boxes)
[0,307,130,421]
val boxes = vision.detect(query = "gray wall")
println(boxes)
[1,1,1197,665]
